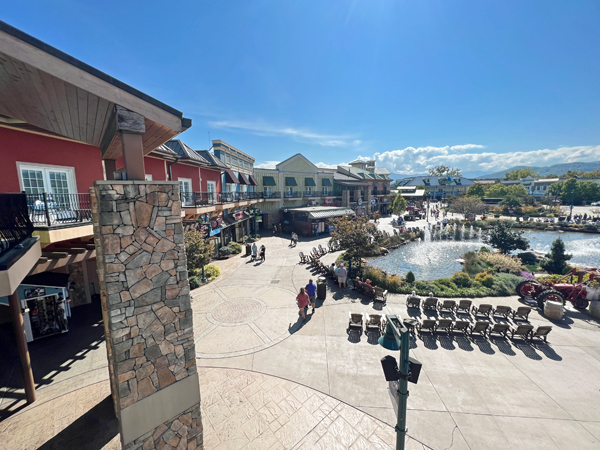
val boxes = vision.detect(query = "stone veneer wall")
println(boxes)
[90,181,202,450]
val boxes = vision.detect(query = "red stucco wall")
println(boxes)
[144,157,167,181]
[201,168,222,192]
[0,127,103,193]
[171,163,201,192]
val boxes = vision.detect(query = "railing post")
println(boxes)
[42,192,52,227]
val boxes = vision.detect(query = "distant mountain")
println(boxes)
[475,161,600,179]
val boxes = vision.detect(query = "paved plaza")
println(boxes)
[2,230,600,449]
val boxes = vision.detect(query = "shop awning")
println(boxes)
[223,211,250,226]
[285,177,297,187]
[225,169,239,184]
[238,173,250,184]
[304,177,316,187]
[263,176,276,186]
[308,208,355,220]
[321,178,332,186]
[248,175,259,186]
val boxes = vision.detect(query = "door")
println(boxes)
[179,178,193,206]
[207,181,217,203]
[264,186,273,198]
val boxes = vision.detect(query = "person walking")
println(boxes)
[337,263,347,290]
[251,242,258,261]
[305,279,317,313]
[296,287,309,321]
[278,223,282,234]
[259,245,266,262]
[290,232,295,247]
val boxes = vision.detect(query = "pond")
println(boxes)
[369,230,600,280]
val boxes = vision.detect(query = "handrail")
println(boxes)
[0,192,34,256]
[25,192,92,227]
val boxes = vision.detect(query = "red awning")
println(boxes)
[238,173,250,185]
[225,169,239,184]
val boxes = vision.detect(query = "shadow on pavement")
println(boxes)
[455,336,474,351]
[438,336,456,351]
[347,329,362,343]
[492,338,517,356]
[472,337,495,355]
[37,395,118,450]
[366,330,381,345]
[535,344,563,361]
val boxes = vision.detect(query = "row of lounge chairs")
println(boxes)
[352,277,388,303]
[298,241,341,264]
[407,296,532,321]
[348,313,384,332]
[415,318,552,343]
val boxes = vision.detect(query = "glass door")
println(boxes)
[179,178,193,206]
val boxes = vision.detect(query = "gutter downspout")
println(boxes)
[167,157,181,181]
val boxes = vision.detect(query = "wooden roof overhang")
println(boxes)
[0,21,191,160]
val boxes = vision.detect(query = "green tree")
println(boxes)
[330,216,383,259]
[427,165,462,177]
[184,230,213,272]
[504,168,540,180]
[447,196,486,216]
[501,185,529,207]
[485,183,509,198]
[466,184,486,198]
[540,238,572,274]
[483,222,529,254]
[391,194,407,216]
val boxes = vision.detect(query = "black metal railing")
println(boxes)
[303,191,321,198]
[183,191,266,208]
[1,193,34,256]
[284,191,303,198]
[372,189,390,195]
[247,192,263,200]
[26,193,92,227]
[263,192,280,199]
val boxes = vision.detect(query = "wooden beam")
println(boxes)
[41,251,69,259]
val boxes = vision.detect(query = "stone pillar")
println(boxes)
[342,190,350,207]
[91,180,202,450]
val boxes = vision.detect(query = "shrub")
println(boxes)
[406,271,415,283]
[492,273,522,295]
[540,238,572,274]
[189,276,200,290]
[463,251,490,277]
[520,272,535,280]
[479,252,524,274]
[480,247,490,253]
[362,266,403,292]
[452,272,472,288]
[517,252,537,265]
[475,272,494,288]
[228,242,243,254]
[219,246,233,256]
[204,264,221,281]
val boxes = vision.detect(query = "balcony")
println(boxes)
[284,191,303,199]
[372,189,390,196]
[263,192,280,200]
[26,193,92,227]
[303,191,321,198]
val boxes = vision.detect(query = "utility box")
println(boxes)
[317,276,327,300]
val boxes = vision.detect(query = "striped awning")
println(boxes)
[308,208,355,219]
[225,169,239,184]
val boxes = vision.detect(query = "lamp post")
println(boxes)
[201,265,207,283]
[379,316,421,450]
[570,190,575,220]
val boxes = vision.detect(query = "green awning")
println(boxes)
[321,178,332,186]
[304,177,316,187]
[263,176,276,186]
[285,177,298,186]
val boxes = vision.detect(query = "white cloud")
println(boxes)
[370,145,600,175]
[315,162,343,169]
[209,119,360,148]
[255,161,280,169]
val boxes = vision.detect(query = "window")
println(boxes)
[179,178,193,206]
[323,187,329,196]
[19,163,76,209]
[305,186,312,195]
[226,155,230,163]
[145,174,153,181]
[207,181,216,203]
[286,186,294,197]
[232,157,238,166]
[264,186,273,198]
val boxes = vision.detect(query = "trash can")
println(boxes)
[245,244,252,256]
[317,276,327,300]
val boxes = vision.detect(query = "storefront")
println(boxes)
[0,272,72,342]
[222,208,258,243]
[284,206,355,237]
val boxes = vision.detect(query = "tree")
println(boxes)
[466,184,486,198]
[330,216,383,259]
[483,222,529,254]
[485,183,508,198]
[504,168,539,180]
[501,185,529,207]
[427,165,462,177]
[184,230,213,272]
[540,238,572,274]
[391,194,407,216]
[447,196,486,216]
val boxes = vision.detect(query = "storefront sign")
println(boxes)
[234,211,244,220]
[256,215,263,223]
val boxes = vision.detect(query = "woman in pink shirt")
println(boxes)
[296,287,309,321]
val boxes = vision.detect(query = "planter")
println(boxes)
[544,300,564,320]
[589,301,600,319]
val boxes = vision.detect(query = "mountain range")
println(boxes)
[389,161,600,181]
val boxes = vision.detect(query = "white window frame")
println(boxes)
[322,186,329,196]
[17,162,77,195]
[286,186,294,197]
[207,181,217,203]
[305,186,313,196]
[264,186,273,197]
[178,177,193,206]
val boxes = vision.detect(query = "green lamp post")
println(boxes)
[379,315,421,450]
[201,265,207,283]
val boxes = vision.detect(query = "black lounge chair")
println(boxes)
[488,323,510,339]
[438,300,457,313]
[511,306,532,322]
[436,319,453,334]
[510,324,534,341]
[472,304,493,318]
[469,321,490,337]
[531,326,552,343]
[456,300,472,315]
[418,319,437,334]
[492,305,512,319]
[406,296,421,309]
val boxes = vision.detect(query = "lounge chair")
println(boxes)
[373,287,388,303]
[423,297,439,310]
[456,299,472,314]
[436,319,453,334]
[531,326,552,343]
[364,313,383,332]
[488,323,510,339]
[492,305,512,318]
[353,277,364,294]
[510,324,534,341]
[452,320,470,334]
[469,321,490,337]
[511,306,532,322]
[438,300,457,313]
[318,244,327,255]
[362,284,375,299]
[418,318,437,334]
[471,304,493,318]
[348,312,363,330]
[406,296,421,309]
[299,252,308,264]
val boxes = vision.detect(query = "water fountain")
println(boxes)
[424,226,431,243]
[461,224,466,240]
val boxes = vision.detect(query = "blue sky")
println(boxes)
[4,1,600,175]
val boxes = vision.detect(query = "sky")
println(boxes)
[3,1,600,176]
